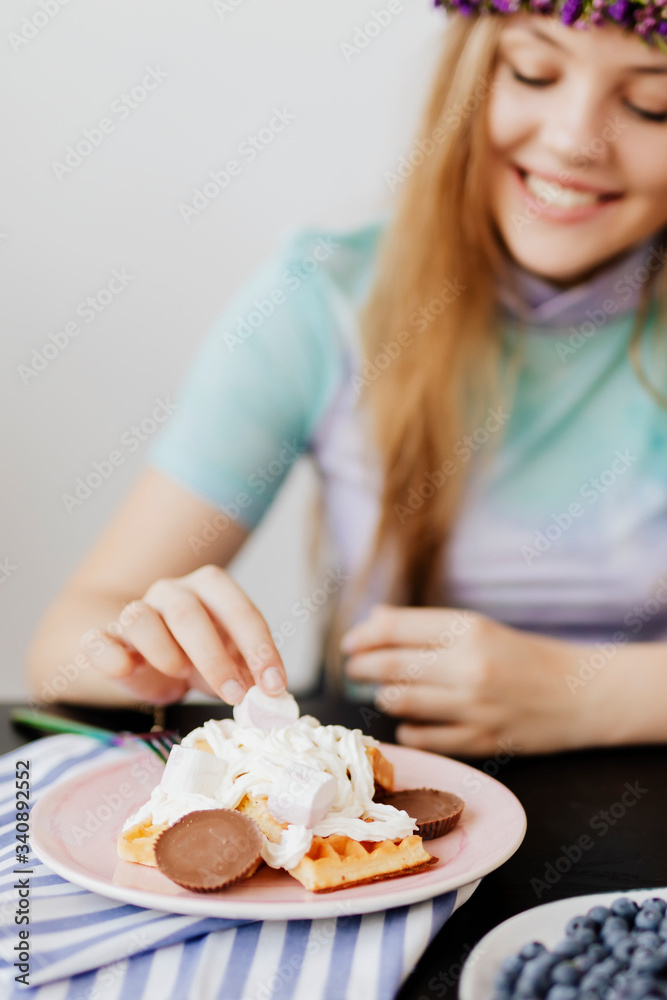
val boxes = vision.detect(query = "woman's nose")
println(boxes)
[540,88,614,169]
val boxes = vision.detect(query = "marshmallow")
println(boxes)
[160,745,227,798]
[267,763,337,828]
[233,685,300,731]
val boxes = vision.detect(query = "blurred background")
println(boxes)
[1,0,446,700]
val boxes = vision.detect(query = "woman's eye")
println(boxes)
[625,101,667,123]
[510,68,553,87]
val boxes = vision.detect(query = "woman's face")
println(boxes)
[487,14,667,286]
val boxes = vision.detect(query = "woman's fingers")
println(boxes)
[341,604,478,652]
[187,565,287,696]
[82,564,288,707]
[345,646,466,687]
[396,722,493,757]
[117,601,192,679]
[144,580,252,704]
[80,628,188,704]
[373,682,473,722]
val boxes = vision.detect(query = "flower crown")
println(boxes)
[434,0,667,53]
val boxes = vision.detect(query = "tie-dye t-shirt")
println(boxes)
[147,215,667,651]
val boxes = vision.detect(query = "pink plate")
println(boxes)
[30,742,526,919]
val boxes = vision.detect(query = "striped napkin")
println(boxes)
[0,734,480,999]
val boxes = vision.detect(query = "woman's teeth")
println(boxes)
[522,170,612,208]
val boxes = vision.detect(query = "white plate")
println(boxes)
[459,887,667,1000]
[31,741,526,920]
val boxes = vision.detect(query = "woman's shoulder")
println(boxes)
[275,212,389,311]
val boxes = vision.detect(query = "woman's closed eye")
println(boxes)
[510,68,553,87]
[510,66,667,124]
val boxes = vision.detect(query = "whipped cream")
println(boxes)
[123,691,416,870]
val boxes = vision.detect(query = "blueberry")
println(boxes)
[588,944,612,963]
[573,929,599,948]
[636,912,663,932]
[552,962,582,985]
[554,939,588,959]
[659,919,667,941]
[603,917,631,942]
[611,900,640,922]
[500,953,526,978]
[636,933,662,950]
[568,917,601,937]
[588,907,613,926]
[546,987,579,1000]
[581,970,610,991]
[516,956,555,997]
[596,958,622,977]
[621,979,662,1000]
[644,899,667,916]
[633,949,667,976]
[613,937,639,963]
[521,942,548,961]
[574,953,601,974]
[631,947,659,972]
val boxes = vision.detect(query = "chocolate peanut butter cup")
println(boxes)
[377,789,465,840]
[154,809,263,892]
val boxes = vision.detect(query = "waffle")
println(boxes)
[117,818,168,866]
[117,740,416,890]
[288,833,437,892]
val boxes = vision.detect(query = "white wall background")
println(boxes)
[0,0,446,700]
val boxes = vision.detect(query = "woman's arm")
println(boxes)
[26,466,282,707]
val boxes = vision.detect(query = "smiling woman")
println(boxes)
[487,15,667,285]
[26,3,667,759]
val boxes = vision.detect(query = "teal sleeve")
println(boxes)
[147,230,346,528]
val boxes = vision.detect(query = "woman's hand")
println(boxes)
[342,604,619,756]
[80,564,287,706]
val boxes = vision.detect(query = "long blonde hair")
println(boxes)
[320,13,667,690]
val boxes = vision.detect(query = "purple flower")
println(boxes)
[606,0,631,22]
[561,0,584,23]
[491,0,522,12]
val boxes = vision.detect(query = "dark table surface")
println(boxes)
[3,698,667,1000]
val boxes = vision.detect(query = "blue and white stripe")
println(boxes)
[0,735,476,999]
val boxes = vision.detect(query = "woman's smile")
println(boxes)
[510,161,625,223]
